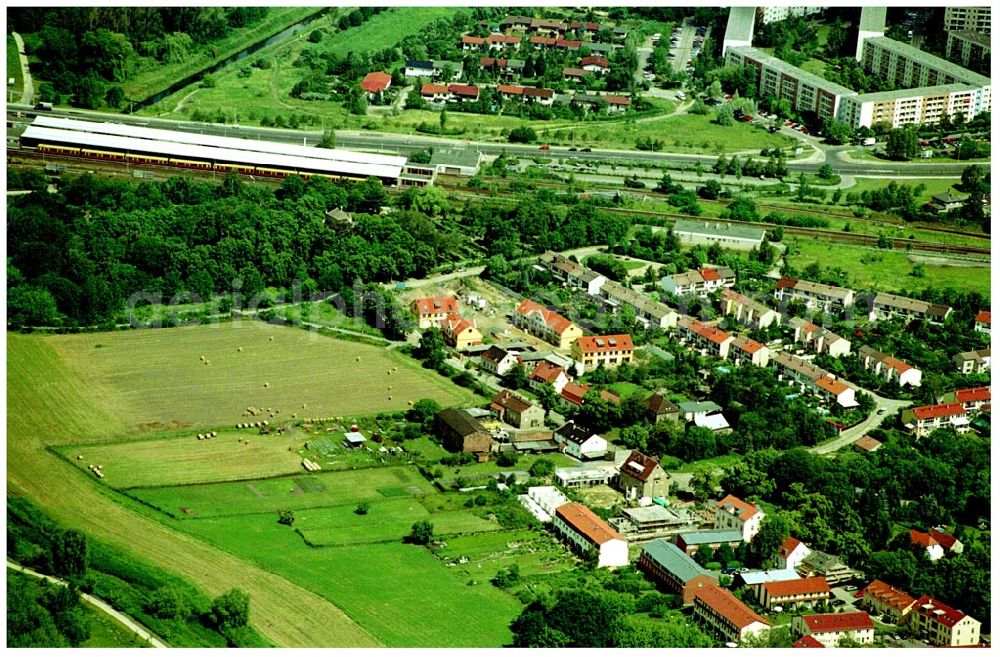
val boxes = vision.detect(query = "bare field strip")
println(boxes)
[46,321,476,433]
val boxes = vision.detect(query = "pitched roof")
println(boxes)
[882,356,913,374]
[695,585,769,630]
[360,71,391,93]
[556,420,602,446]
[779,537,807,559]
[574,334,634,354]
[646,393,680,415]
[929,529,960,550]
[910,529,939,548]
[580,55,609,68]
[530,36,557,45]
[462,35,486,45]
[956,387,991,403]
[599,390,621,405]
[814,377,850,396]
[497,83,524,95]
[554,502,624,545]
[604,94,631,106]
[563,67,587,77]
[862,579,917,613]
[481,345,513,365]
[765,577,830,597]
[732,335,765,355]
[523,86,555,98]
[853,435,883,452]
[912,402,966,420]
[642,539,710,583]
[793,635,826,648]
[801,612,873,633]
[700,267,721,282]
[775,277,853,301]
[436,408,485,437]
[421,83,449,95]
[975,310,991,324]
[412,296,457,315]
[491,389,533,414]
[556,39,583,48]
[530,361,567,383]
[737,569,801,586]
[560,381,590,406]
[680,318,732,345]
[913,595,969,628]
[619,450,664,482]
[447,83,479,98]
[678,529,744,545]
[487,34,521,44]
[716,494,761,522]
[515,299,574,334]
[442,314,475,335]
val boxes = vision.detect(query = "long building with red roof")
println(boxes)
[910,595,981,646]
[791,612,874,647]
[552,502,628,567]
[760,577,831,609]
[677,316,735,359]
[570,334,634,370]
[861,579,917,624]
[693,585,770,643]
[360,71,391,95]
[513,299,582,350]
[901,402,969,437]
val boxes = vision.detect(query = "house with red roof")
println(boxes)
[440,314,482,350]
[618,450,670,500]
[490,389,545,430]
[760,577,831,610]
[420,83,450,102]
[910,529,945,561]
[694,585,771,643]
[859,346,922,387]
[447,83,479,102]
[791,612,874,647]
[604,94,632,112]
[770,351,857,408]
[792,634,825,648]
[777,537,812,570]
[529,35,557,49]
[677,316,735,360]
[563,67,587,80]
[730,335,770,367]
[555,38,583,51]
[910,595,981,646]
[929,528,964,555]
[789,318,852,358]
[461,35,486,50]
[552,502,628,567]
[901,402,969,437]
[570,334,634,370]
[580,55,609,73]
[523,86,555,105]
[974,309,990,334]
[941,386,991,414]
[715,494,765,542]
[861,579,917,624]
[360,71,391,98]
[513,299,583,350]
[528,361,570,394]
[661,266,736,297]
[813,376,857,408]
[486,33,522,51]
[411,296,458,328]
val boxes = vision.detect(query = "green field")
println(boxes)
[80,600,152,648]
[7,34,24,96]
[848,176,961,205]
[45,321,476,433]
[785,239,990,296]
[436,530,577,580]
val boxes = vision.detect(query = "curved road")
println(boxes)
[11,33,34,105]
[7,560,167,648]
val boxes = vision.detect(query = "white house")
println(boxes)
[910,530,945,561]
[480,345,521,376]
[715,494,764,542]
[553,502,629,568]
[777,537,812,570]
[555,421,608,459]
[792,612,875,647]
[518,485,571,523]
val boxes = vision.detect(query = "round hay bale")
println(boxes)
[264,382,270,388]
[356,356,361,362]
[292,413,297,419]
[269,336,274,341]
[238,347,243,352]
[388,385,392,390]
[388,395,393,401]
[200,355,205,361]
[408,400,414,406]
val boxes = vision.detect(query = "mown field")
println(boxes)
[46,321,477,432]
[7,34,24,96]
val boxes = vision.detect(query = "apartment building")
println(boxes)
[756,6,822,25]
[715,494,765,542]
[858,346,922,387]
[676,316,735,360]
[760,577,831,610]
[943,7,990,34]
[411,296,458,328]
[773,277,855,312]
[552,502,628,568]
[861,579,917,625]
[570,334,635,371]
[792,612,874,647]
[513,299,583,350]
[693,585,770,644]
[954,348,991,374]
[910,596,981,647]
[637,539,716,605]
[946,31,990,74]
[901,402,970,437]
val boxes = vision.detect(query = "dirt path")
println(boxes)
[8,561,167,648]
[12,32,33,105]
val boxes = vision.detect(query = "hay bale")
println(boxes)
[269,336,274,341]
[77,455,83,460]
[238,347,244,352]
[200,355,205,361]
[211,431,218,437]
[264,382,270,388]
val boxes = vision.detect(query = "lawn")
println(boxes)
[675,453,743,473]
[798,58,827,76]
[435,529,577,580]
[785,239,990,296]
[81,600,152,648]
[7,34,24,96]
[605,381,648,398]
[45,321,477,433]
[848,176,961,206]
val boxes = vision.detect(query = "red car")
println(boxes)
[538,144,550,151]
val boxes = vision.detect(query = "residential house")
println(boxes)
[661,266,736,297]
[677,316,734,359]
[731,335,770,367]
[910,530,945,561]
[721,289,779,329]
[853,435,883,453]
[571,334,635,371]
[792,635,825,648]
[910,596,981,647]
[760,577,831,610]
[557,380,590,409]
[694,585,771,643]
[715,494,765,542]
[637,539,717,604]
[777,537,812,570]
[555,38,583,51]
[552,502,629,568]
[679,400,723,422]
[618,450,670,500]
[461,35,486,50]
[487,33,522,51]
[671,220,766,251]
[613,25,629,40]
[360,71,391,98]
[518,485,570,523]
[480,346,521,377]
[479,57,525,77]
[563,67,587,81]
[929,529,963,555]
[531,17,567,35]
[513,299,583,350]
[795,551,854,586]
[447,83,479,102]
[502,14,533,31]
[791,612,874,647]
[580,55,610,73]
[538,251,607,295]
[816,378,856,408]
[528,361,570,394]
[403,59,463,80]
[435,408,493,455]
[529,35,557,49]
[523,87,555,105]
[789,319,852,358]
[555,421,608,459]
[858,346,922,387]
[676,530,744,557]
[861,579,917,624]
[604,95,631,112]
[927,191,969,213]
[598,280,678,329]
[490,390,545,430]
[901,402,969,437]
[770,351,857,408]
[869,292,953,324]
[555,463,618,488]
[695,412,731,434]
[441,314,483,349]
[411,296,458,328]
[773,277,855,312]
[954,348,991,374]
[941,386,991,414]
[974,309,990,334]
[420,83,450,103]
[645,393,680,424]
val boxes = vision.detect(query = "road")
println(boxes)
[7,560,167,648]
[11,33,33,105]
[809,388,912,455]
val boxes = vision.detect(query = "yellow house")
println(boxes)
[513,299,582,350]
[571,334,635,371]
[441,314,483,349]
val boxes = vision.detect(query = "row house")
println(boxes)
[552,502,629,568]
[791,612,874,647]
[869,292,953,324]
[676,316,734,360]
[693,586,770,644]
[770,351,857,408]
[497,84,555,105]
[720,289,778,329]
[910,596,981,647]
[554,420,607,459]
[773,276,855,312]
[637,539,716,605]
[440,314,483,349]
[660,267,736,297]
[858,346,922,387]
[901,402,969,437]
[501,16,571,35]
[569,20,602,34]
[676,530,743,557]
[490,389,545,430]
[861,579,917,625]
[529,361,571,394]
[411,295,458,328]
[479,57,526,77]
[940,386,991,414]
[421,83,480,103]
[479,345,520,377]
[974,309,990,335]
[570,334,634,371]
[954,348,990,374]
[600,280,678,329]
[538,251,607,295]
[461,35,486,51]
[487,34,522,52]
[513,299,583,350]
[715,494,765,542]
[730,335,770,367]
[517,485,569,523]
[760,577,831,610]
[789,318,852,357]
[420,83,451,103]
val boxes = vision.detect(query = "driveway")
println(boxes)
[8,560,167,648]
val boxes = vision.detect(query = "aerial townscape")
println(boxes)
[5,4,992,650]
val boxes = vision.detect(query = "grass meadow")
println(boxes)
[7,34,24,96]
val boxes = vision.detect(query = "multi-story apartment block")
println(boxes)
[944,7,990,34]
[756,6,822,24]
[910,596,981,647]
[901,402,970,437]
[773,277,855,313]
[694,585,770,644]
[411,296,458,328]
[760,577,831,610]
[946,31,990,74]
[513,299,583,350]
[571,334,635,371]
[861,579,917,625]
[792,612,875,647]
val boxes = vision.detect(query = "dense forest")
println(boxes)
[10,7,274,107]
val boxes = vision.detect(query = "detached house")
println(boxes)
[791,612,874,647]
[513,299,583,350]
[411,296,458,328]
[555,421,608,459]
[858,346,922,387]
[490,389,545,429]
[461,35,486,50]
[571,334,635,370]
[694,586,771,644]
[721,288,778,329]
[479,345,521,377]
[861,579,917,624]
[618,450,670,500]
[773,277,855,312]
[974,309,990,334]
[420,83,450,103]
[638,539,717,605]
[910,596,981,647]
[941,386,991,414]
[901,402,969,437]
[440,314,482,349]
[677,316,734,359]
[486,33,522,51]
[360,71,391,99]
[552,502,628,568]
[528,361,570,394]
[645,393,680,424]
[715,494,764,542]
[954,348,991,374]
[580,55,610,73]
[869,292,952,324]
[777,537,812,570]
[910,530,945,561]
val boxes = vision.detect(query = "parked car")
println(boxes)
[844,585,858,591]
[832,599,847,607]
[538,144,550,151]
[581,147,592,152]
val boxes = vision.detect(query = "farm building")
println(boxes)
[637,539,716,604]
[552,502,628,568]
[434,408,493,456]
[490,389,545,430]
[343,432,367,448]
